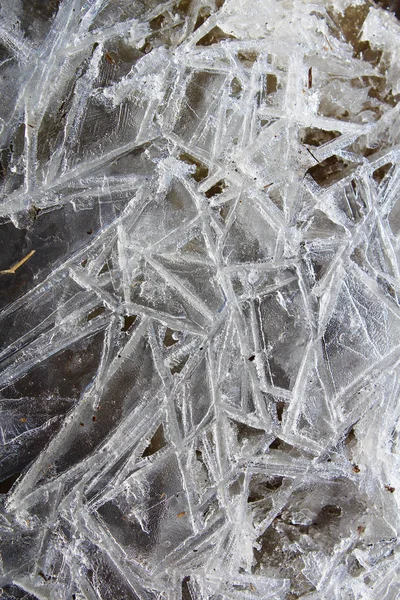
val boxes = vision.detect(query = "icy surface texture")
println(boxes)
[1,0,400,598]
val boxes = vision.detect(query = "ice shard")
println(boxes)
[1,0,400,598]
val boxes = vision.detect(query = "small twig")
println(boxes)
[0,250,35,274]
[324,36,333,51]
[305,146,319,163]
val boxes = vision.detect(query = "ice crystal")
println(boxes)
[1,0,400,598]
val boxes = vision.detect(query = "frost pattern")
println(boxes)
[1,1,400,599]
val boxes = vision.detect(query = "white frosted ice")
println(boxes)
[0,0,400,598]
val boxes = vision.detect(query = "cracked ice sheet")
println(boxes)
[1,0,400,598]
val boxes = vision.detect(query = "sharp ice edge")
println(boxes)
[0,0,400,598]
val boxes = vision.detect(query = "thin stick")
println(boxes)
[0,250,35,274]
